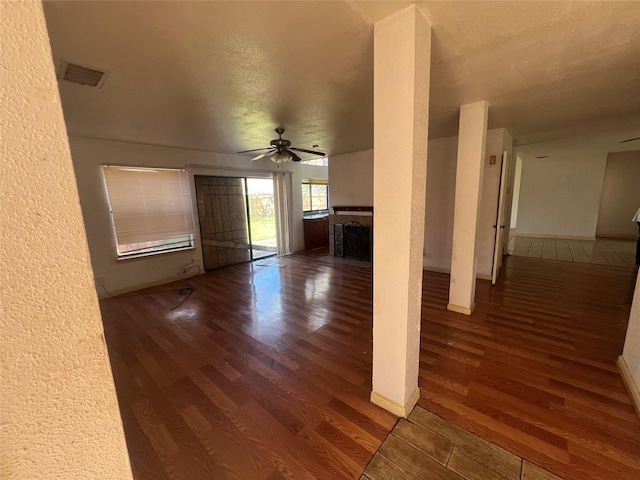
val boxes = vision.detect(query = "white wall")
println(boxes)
[328,149,373,208]
[1,2,132,478]
[516,154,605,238]
[70,137,304,295]
[596,150,640,239]
[510,156,523,228]
[513,134,640,239]
[423,129,513,278]
[622,271,640,402]
[301,163,329,181]
[423,136,458,270]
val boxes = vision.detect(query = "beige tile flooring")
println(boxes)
[511,236,636,267]
[362,406,561,480]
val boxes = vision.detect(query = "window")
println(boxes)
[302,157,329,166]
[302,179,329,214]
[102,166,194,258]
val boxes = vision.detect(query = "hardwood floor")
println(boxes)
[512,236,636,266]
[101,250,640,480]
[101,252,394,480]
[420,256,640,480]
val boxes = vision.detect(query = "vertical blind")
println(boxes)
[103,166,194,255]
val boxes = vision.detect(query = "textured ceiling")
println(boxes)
[43,1,640,157]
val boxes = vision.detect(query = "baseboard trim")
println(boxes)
[515,234,596,241]
[96,273,199,299]
[371,387,420,418]
[447,303,475,315]
[423,264,491,281]
[618,356,640,419]
[422,265,451,275]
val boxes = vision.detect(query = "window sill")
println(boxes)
[116,246,195,262]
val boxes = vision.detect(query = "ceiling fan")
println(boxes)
[238,128,326,163]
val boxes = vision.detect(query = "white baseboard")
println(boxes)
[423,263,491,281]
[447,303,475,315]
[618,356,640,419]
[96,273,199,299]
[422,265,451,275]
[371,388,420,418]
[515,233,596,241]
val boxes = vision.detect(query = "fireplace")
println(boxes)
[339,222,372,260]
[330,209,373,262]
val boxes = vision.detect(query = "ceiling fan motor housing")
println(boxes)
[271,128,291,152]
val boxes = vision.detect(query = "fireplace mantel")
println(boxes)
[332,206,373,216]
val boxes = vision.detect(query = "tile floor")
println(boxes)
[511,236,636,267]
[362,406,562,480]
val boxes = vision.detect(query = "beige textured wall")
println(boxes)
[623,272,640,390]
[0,2,132,479]
[596,150,640,239]
[329,149,374,209]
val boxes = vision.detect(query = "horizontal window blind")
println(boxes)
[302,178,328,185]
[103,166,194,256]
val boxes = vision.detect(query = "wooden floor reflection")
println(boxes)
[101,250,640,480]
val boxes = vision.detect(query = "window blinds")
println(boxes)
[102,166,194,255]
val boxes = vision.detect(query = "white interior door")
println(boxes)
[491,151,509,285]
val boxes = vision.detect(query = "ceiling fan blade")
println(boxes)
[251,150,275,161]
[238,147,274,154]
[287,149,302,162]
[289,147,326,156]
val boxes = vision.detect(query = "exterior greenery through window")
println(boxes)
[102,166,195,258]
[302,179,329,213]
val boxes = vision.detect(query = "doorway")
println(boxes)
[245,178,278,260]
[194,175,277,271]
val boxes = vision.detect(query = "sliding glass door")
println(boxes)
[245,178,277,260]
[194,175,277,271]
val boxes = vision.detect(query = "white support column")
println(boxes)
[447,101,489,315]
[371,6,431,418]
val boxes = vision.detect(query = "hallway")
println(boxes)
[512,236,636,266]
[100,250,640,480]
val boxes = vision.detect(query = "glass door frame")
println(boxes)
[243,177,278,262]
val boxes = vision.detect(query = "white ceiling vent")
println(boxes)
[58,60,109,88]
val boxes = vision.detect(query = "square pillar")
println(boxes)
[372,6,431,417]
[448,101,489,315]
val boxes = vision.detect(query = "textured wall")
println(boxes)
[596,150,640,239]
[329,149,374,209]
[423,136,458,271]
[0,2,132,479]
[623,272,640,392]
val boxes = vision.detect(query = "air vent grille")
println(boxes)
[59,61,108,87]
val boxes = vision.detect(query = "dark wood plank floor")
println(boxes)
[420,257,640,480]
[101,252,394,480]
[101,251,640,480]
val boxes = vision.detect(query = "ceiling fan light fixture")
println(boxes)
[271,150,292,163]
